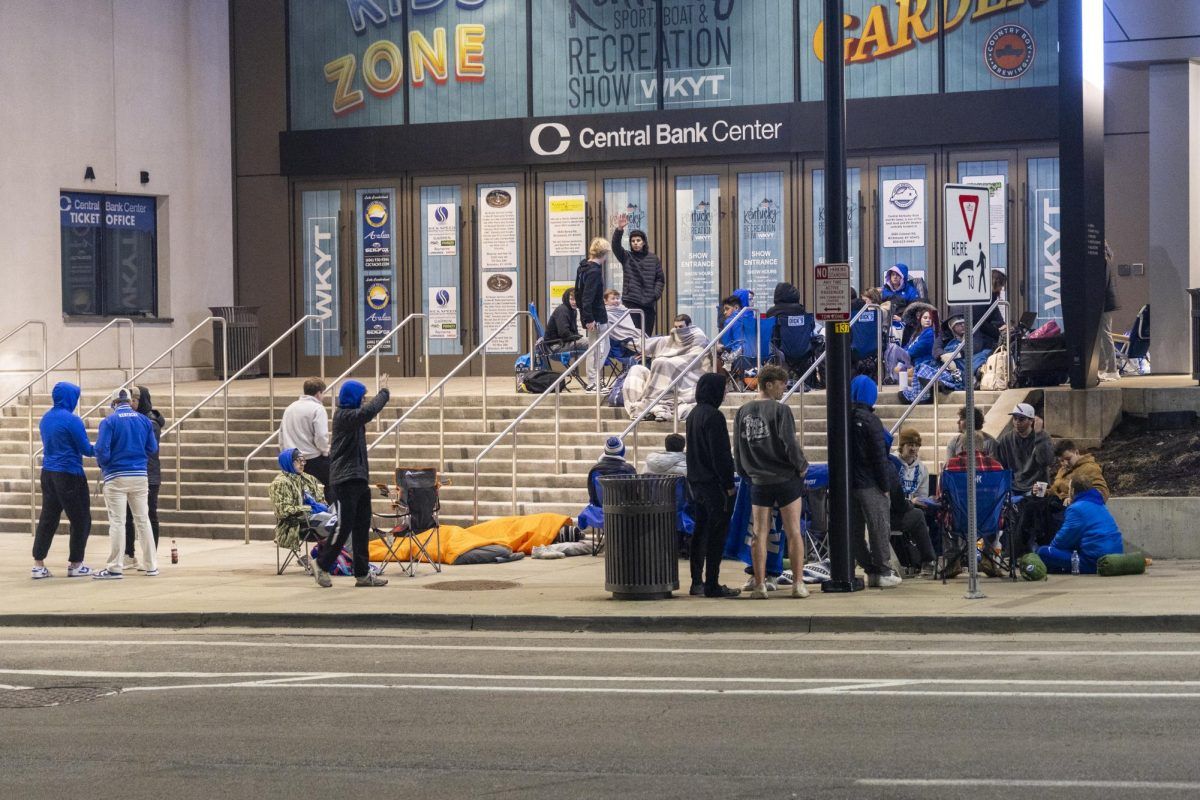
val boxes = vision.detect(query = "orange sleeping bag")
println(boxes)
[368,513,570,564]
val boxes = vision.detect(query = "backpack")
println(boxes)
[606,372,628,406]
[518,369,560,394]
[979,346,1009,390]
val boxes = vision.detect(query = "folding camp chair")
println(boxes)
[370,467,444,577]
[937,453,1015,582]
[276,511,334,576]
[771,311,822,389]
[524,301,587,389]
[602,339,640,390]
[1113,304,1149,376]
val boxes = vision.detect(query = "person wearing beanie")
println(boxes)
[93,387,159,579]
[612,213,664,334]
[312,375,391,588]
[850,375,901,588]
[31,382,96,579]
[586,436,637,508]
[686,373,739,598]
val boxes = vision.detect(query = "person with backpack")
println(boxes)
[575,237,611,392]
[686,373,740,598]
[312,376,391,588]
[850,375,901,588]
[612,214,664,334]
[93,388,159,580]
[31,382,96,579]
[123,385,164,568]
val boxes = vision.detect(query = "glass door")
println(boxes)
[952,149,1018,324]
[867,154,937,303]
[413,176,470,375]
[733,164,795,310]
[295,181,353,376]
[667,168,725,337]
[805,161,868,303]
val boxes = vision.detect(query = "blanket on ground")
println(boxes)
[622,325,710,421]
[367,512,570,565]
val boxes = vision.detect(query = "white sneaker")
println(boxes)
[92,569,123,580]
[869,572,903,589]
[749,584,769,600]
[66,565,92,578]
[742,578,778,592]
[31,566,51,580]
[143,568,159,577]
[791,582,810,599]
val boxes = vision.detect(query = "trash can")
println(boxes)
[600,474,680,600]
[1189,289,1200,382]
[210,306,261,378]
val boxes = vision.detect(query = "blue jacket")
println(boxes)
[905,326,938,365]
[95,401,158,481]
[1049,489,1124,562]
[40,382,94,476]
[882,263,920,306]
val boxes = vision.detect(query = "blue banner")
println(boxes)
[357,189,396,354]
[363,277,394,351]
[60,192,155,232]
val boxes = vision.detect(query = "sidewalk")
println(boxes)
[8,536,1195,634]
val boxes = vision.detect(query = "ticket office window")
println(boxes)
[60,191,158,317]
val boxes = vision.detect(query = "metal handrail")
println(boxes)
[469,309,636,523]
[240,313,435,543]
[781,303,886,434]
[888,299,1010,474]
[616,306,754,466]
[27,316,228,529]
[366,310,535,472]
[0,320,48,388]
[160,313,327,511]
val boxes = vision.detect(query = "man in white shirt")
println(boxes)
[280,378,332,500]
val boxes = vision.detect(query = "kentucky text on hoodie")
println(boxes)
[95,399,158,481]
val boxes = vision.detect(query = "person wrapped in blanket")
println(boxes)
[899,304,964,404]
[621,319,710,421]
[270,448,328,568]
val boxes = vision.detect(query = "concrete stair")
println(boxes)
[0,386,997,540]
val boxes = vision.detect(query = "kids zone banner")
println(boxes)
[533,0,795,116]
[288,0,528,129]
[797,0,1057,101]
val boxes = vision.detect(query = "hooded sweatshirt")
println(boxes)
[611,228,664,308]
[882,263,920,309]
[329,381,390,485]
[574,257,607,327]
[545,292,581,344]
[40,382,94,475]
[850,375,891,492]
[1050,453,1109,502]
[720,289,756,352]
[685,373,735,491]
[733,388,808,487]
[1048,488,1124,563]
[270,447,327,548]
[134,385,165,486]
[95,399,158,481]
[995,426,1055,494]
[765,282,809,354]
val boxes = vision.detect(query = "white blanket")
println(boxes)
[622,325,710,421]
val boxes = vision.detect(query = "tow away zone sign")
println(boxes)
[815,262,851,322]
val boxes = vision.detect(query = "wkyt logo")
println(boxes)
[635,69,733,107]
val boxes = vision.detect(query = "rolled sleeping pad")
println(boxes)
[1097,552,1147,577]
[1018,552,1047,582]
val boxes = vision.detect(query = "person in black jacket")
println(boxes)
[612,215,664,334]
[575,237,611,391]
[1097,243,1120,380]
[312,376,391,588]
[850,375,902,588]
[544,289,582,347]
[124,385,165,566]
[685,373,740,598]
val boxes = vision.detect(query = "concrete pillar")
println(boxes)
[1147,63,1200,374]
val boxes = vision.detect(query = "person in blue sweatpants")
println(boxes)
[1037,474,1124,574]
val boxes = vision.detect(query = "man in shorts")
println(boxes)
[733,364,810,599]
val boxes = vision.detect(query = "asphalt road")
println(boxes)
[3,628,1200,799]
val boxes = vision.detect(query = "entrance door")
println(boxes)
[804,160,868,302]
[295,181,354,376]
[867,154,938,303]
[667,163,795,336]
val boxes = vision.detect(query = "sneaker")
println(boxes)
[143,569,159,577]
[355,573,388,587]
[66,565,92,578]
[689,582,705,596]
[777,570,795,586]
[749,583,769,600]
[704,585,742,599]
[867,572,902,589]
[31,566,51,580]
[583,382,598,393]
[741,578,778,592]
[919,561,937,580]
[122,557,140,571]
[312,562,332,588]
[92,569,123,580]
[790,582,810,599]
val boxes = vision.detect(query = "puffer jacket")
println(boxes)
[611,228,664,308]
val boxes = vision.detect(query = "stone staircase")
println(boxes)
[0,386,999,540]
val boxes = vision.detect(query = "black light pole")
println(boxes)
[821,0,860,593]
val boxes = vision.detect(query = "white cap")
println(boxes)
[114,387,133,403]
[1009,402,1035,419]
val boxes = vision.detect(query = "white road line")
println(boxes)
[3,639,1199,658]
[859,778,1200,790]
[0,683,30,690]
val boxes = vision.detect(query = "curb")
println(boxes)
[3,612,1200,635]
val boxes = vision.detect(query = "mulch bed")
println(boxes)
[1092,415,1200,497]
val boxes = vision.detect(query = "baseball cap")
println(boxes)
[1009,402,1035,419]
[114,388,133,403]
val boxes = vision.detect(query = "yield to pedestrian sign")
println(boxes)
[944,184,992,304]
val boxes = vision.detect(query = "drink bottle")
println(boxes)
[171,539,179,565]
[1070,550,1080,575]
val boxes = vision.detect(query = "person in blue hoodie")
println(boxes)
[881,263,921,322]
[93,388,158,580]
[1036,473,1125,574]
[32,382,96,579]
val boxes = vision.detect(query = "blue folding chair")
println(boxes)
[850,307,882,362]
[938,455,1014,581]
[1114,304,1149,375]
[771,311,821,388]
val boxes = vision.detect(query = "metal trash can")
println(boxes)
[209,306,261,378]
[600,474,680,600]
[1189,289,1200,382]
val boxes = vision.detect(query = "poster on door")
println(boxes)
[363,277,394,350]
[547,195,586,257]
[881,179,926,248]
[737,173,784,305]
[302,190,342,357]
[479,185,518,271]
[426,203,457,256]
[675,177,720,335]
[427,287,459,340]
[971,175,1008,245]
[482,271,519,353]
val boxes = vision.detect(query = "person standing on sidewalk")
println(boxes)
[850,375,901,588]
[93,388,158,580]
[280,378,332,501]
[685,373,740,598]
[31,382,96,579]
[123,386,164,570]
[575,237,611,392]
[312,376,390,588]
[611,213,664,334]
[733,364,810,600]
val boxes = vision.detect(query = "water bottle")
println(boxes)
[1070,550,1080,575]
[170,539,179,565]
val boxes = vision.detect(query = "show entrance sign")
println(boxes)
[814,263,851,322]
[944,184,992,305]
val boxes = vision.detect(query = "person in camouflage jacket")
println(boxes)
[270,448,327,551]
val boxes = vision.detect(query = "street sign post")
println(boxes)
[944,183,992,600]
[814,263,851,322]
